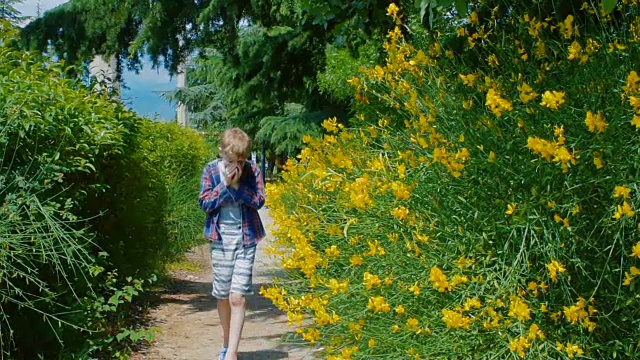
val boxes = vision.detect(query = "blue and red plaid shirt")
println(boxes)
[198,159,266,247]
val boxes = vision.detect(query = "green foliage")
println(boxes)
[62,267,159,360]
[265,1,640,359]
[415,0,625,29]
[86,120,209,277]
[318,44,383,101]
[255,103,325,156]
[22,0,395,144]
[0,0,26,25]
[0,22,208,358]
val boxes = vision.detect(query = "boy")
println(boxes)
[198,128,266,360]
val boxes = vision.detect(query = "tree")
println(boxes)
[21,0,405,161]
[0,0,26,25]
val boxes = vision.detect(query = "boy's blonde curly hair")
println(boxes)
[220,127,251,158]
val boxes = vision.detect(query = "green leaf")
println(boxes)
[602,0,617,13]
[419,0,430,24]
[455,0,468,15]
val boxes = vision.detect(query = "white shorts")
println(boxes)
[210,223,256,299]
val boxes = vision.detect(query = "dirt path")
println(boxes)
[131,208,315,360]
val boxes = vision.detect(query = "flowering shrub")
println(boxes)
[262,2,640,359]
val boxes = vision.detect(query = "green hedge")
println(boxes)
[0,22,209,358]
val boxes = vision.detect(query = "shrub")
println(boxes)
[0,21,208,357]
[86,121,210,277]
[264,2,640,359]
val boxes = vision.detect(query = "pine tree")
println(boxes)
[0,0,25,25]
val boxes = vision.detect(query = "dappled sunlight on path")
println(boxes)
[131,208,316,360]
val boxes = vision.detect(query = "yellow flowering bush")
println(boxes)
[263,2,640,358]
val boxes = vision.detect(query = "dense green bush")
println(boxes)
[0,22,208,358]
[85,121,209,277]
[264,2,640,359]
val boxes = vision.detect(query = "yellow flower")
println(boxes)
[584,111,608,133]
[456,256,475,269]
[429,266,450,292]
[368,339,376,348]
[509,336,531,358]
[540,90,566,110]
[408,282,421,296]
[391,324,401,332]
[560,14,575,39]
[322,117,342,133]
[612,201,635,220]
[299,328,321,343]
[632,114,640,128]
[391,206,410,220]
[613,185,631,199]
[630,96,640,112]
[487,54,500,67]
[518,82,538,103]
[459,73,477,87]
[407,348,421,360]
[631,241,640,257]
[325,245,340,257]
[568,40,582,60]
[505,203,516,215]
[406,317,420,332]
[564,343,584,359]
[464,297,482,310]
[450,274,469,287]
[350,255,363,266]
[488,151,496,162]
[486,88,513,117]
[367,296,391,313]
[326,278,349,295]
[563,297,588,325]
[442,309,472,329]
[508,296,531,321]
[386,3,400,21]
[363,271,382,290]
[528,324,545,340]
[395,304,406,315]
[593,153,604,169]
[546,260,566,282]
[623,70,640,94]
[469,11,479,25]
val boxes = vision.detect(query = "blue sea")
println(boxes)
[121,65,177,122]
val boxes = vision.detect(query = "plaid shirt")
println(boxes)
[199,159,266,247]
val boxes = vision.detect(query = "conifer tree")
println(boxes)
[0,0,26,25]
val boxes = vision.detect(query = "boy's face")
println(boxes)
[223,152,247,168]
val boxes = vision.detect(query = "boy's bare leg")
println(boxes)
[217,299,231,348]
[224,292,246,360]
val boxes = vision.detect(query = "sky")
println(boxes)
[17,0,177,121]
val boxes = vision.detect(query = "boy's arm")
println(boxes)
[199,162,235,213]
[235,163,265,210]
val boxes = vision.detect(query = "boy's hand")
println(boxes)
[226,163,242,189]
